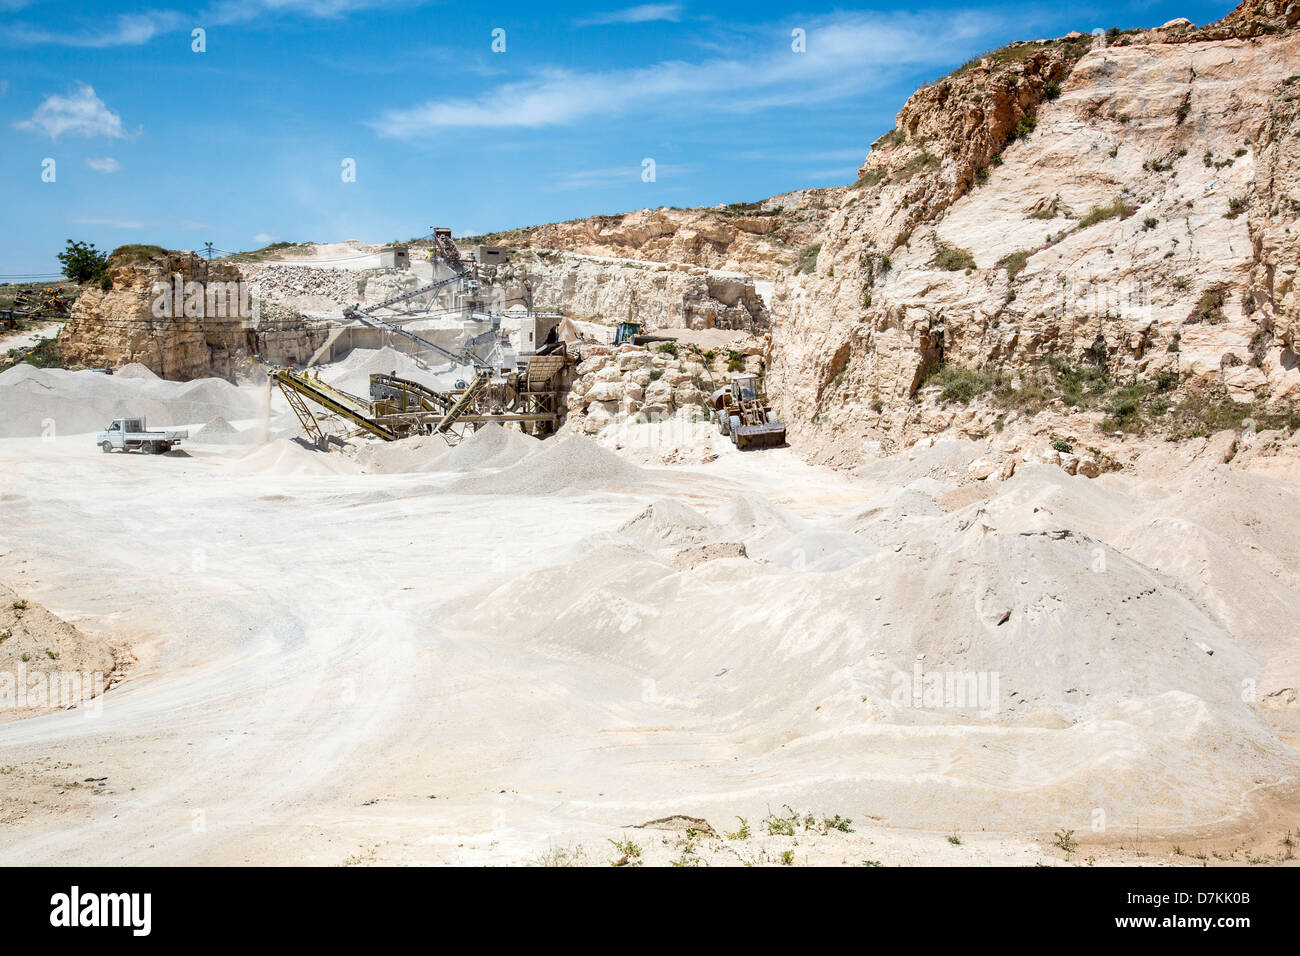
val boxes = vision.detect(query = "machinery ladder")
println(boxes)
[435,371,490,434]
[270,368,399,442]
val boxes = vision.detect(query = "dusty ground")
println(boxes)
[0,358,1298,865]
[0,320,64,356]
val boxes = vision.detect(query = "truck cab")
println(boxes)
[614,322,643,345]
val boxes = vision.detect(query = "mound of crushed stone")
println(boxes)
[429,423,539,473]
[0,582,119,714]
[618,498,719,548]
[450,506,1299,832]
[193,416,245,444]
[229,439,359,477]
[113,363,160,380]
[353,434,452,475]
[449,435,645,496]
[0,364,260,438]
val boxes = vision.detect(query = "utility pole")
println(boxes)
[203,242,215,261]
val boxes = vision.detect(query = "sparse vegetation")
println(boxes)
[763,808,797,836]
[934,245,976,272]
[724,817,751,840]
[533,844,588,867]
[1009,113,1038,141]
[894,150,940,183]
[1053,829,1078,853]
[608,838,643,866]
[1077,198,1138,229]
[855,168,886,188]
[872,127,905,150]
[996,248,1031,279]
[107,244,169,268]
[1188,285,1229,324]
[797,242,822,274]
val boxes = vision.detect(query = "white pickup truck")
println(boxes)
[96,417,188,455]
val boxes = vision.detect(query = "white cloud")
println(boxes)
[5,12,186,47]
[576,4,683,26]
[85,156,122,173]
[252,232,279,243]
[547,163,692,191]
[74,217,146,229]
[14,84,129,140]
[0,79,8,97]
[206,0,422,26]
[3,1,420,47]
[371,10,1002,137]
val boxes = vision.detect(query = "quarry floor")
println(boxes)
[0,370,1298,865]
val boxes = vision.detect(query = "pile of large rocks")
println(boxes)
[239,265,371,307]
[565,345,714,434]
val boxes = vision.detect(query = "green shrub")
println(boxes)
[934,245,976,271]
[1077,198,1137,228]
[1009,113,1037,141]
[996,249,1030,279]
[57,240,108,283]
[1188,286,1228,324]
[923,364,997,403]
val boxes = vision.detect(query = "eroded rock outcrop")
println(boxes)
[494,251,771,332]
[58,252,330,381]
[768,11,1300,462]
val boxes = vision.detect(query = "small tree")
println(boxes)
[57,240,108,283]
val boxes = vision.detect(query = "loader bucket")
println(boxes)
[734,422,786,450]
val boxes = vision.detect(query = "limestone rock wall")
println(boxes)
[58,253,331,381]
[768,21,1300,461]
[494,252,770,332]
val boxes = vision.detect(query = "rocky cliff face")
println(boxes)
[59,253,329,380]
[493,251,770,332]
[476,189,837,279]
[767,9,1300,461]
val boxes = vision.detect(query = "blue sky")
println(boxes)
[1,0,1238,275]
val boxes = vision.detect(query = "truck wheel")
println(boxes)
[142,442,155,455]
[100,442,112,453]
[728,416,740,444]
